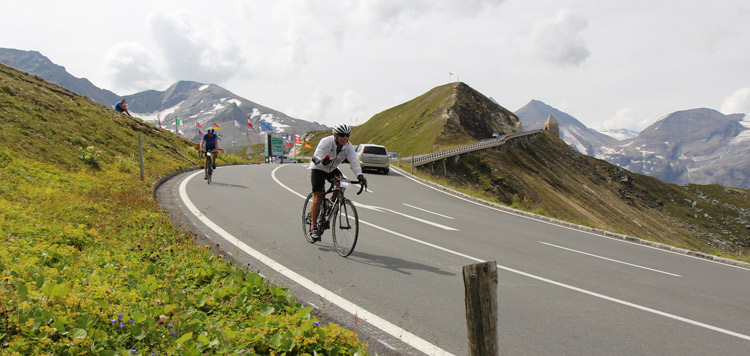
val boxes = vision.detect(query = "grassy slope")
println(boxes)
[0,64,367,355]
[415,133,750,260]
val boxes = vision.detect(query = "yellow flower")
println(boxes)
[25,318,35,328]
[2,276,12,280]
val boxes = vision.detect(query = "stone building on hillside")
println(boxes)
[543,114,559,138]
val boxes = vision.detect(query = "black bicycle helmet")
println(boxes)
[207,128,215,134]
[332,123,351,135]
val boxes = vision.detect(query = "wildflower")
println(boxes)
[130,319,135,324]
[314,321,319,326]
[111,319,117,324]
[172,332,177,337]
[119,322,125,328]
[2,276,12,280]
[117,314,124,319]
[130,349,136,354]
[241,350,247,354]
[168,324,174,329]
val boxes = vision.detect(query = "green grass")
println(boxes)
[0,63,368,355]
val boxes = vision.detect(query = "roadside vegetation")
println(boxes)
[397,134,750,262]
[0,64,368,355]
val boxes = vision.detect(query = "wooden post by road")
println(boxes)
[463,261,498,356]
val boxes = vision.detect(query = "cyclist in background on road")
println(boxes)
[200,128,219,179]
[308,123,367,242]
[114,99,131,116]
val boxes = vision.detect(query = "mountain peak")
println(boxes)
[354,82,520,155]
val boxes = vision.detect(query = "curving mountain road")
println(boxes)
[156,163,750,356]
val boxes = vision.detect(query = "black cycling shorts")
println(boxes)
[310,168,342,193]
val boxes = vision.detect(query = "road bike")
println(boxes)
[302,177,365,257]
[201,150,215,184]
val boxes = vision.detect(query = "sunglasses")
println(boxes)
[337,133,350,138]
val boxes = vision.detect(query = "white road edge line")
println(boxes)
[270,165,750,342]
[538,241,682,277]
[403,203,455,219]
[180,169,454,356]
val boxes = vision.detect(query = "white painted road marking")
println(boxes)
[539,241,682,277]
[403,203,455,219]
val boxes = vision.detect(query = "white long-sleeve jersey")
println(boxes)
[308,135,363,177]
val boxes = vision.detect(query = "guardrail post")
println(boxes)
[463,261,498,356]
[410,152,414,175]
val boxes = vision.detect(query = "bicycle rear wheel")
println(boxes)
[332,198,358,257]
[301,193,315,243]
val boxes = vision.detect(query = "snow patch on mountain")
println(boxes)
[133,103,181,124]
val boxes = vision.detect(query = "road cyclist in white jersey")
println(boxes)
[308,123,368,241]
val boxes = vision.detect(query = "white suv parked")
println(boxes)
[355,144,390,174]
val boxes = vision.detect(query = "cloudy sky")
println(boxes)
[2,0,749,131]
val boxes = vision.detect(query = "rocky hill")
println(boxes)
[354,83,749,260]
[349,82,521,156]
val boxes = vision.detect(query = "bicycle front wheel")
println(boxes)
[301,193,315,243]
[332,198,358,257]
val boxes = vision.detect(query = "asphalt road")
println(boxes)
[156,163,750,355]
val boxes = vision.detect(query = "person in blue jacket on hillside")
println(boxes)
[114,99,131,116]
[307,123,367,241]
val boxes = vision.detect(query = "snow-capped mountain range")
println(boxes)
[122,80,327,145]
[2,47,746,189]
[0,47,327,151]
[516,100,749,189]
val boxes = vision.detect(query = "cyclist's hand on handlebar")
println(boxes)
[357,174,368,188]
[321,154,332,165]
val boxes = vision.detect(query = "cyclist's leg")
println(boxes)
[329,169,343,202]
[310,170,327,230]
[211,148,218,167]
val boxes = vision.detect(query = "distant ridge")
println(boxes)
[0,47,119,106]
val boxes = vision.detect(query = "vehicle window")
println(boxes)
[363,146,387,155]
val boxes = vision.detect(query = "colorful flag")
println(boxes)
[217,134,223,140]
[449,72,453,75]
[304,142,311,149]
[247,114,255,132]
[175,118,182,126]
[197,123,203,128]
[234,116,241,128]
[198,129,204,136]
[259,120,273,132]
[213,124,221,130]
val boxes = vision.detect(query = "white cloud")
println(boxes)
[297,88,334,123]
[146,9,245,85]
[720,88,750,115]
[103,42,166,93]
[524,9,590,67]
[341,90,367,125]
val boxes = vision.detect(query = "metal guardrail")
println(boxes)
[400,130,543,167]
